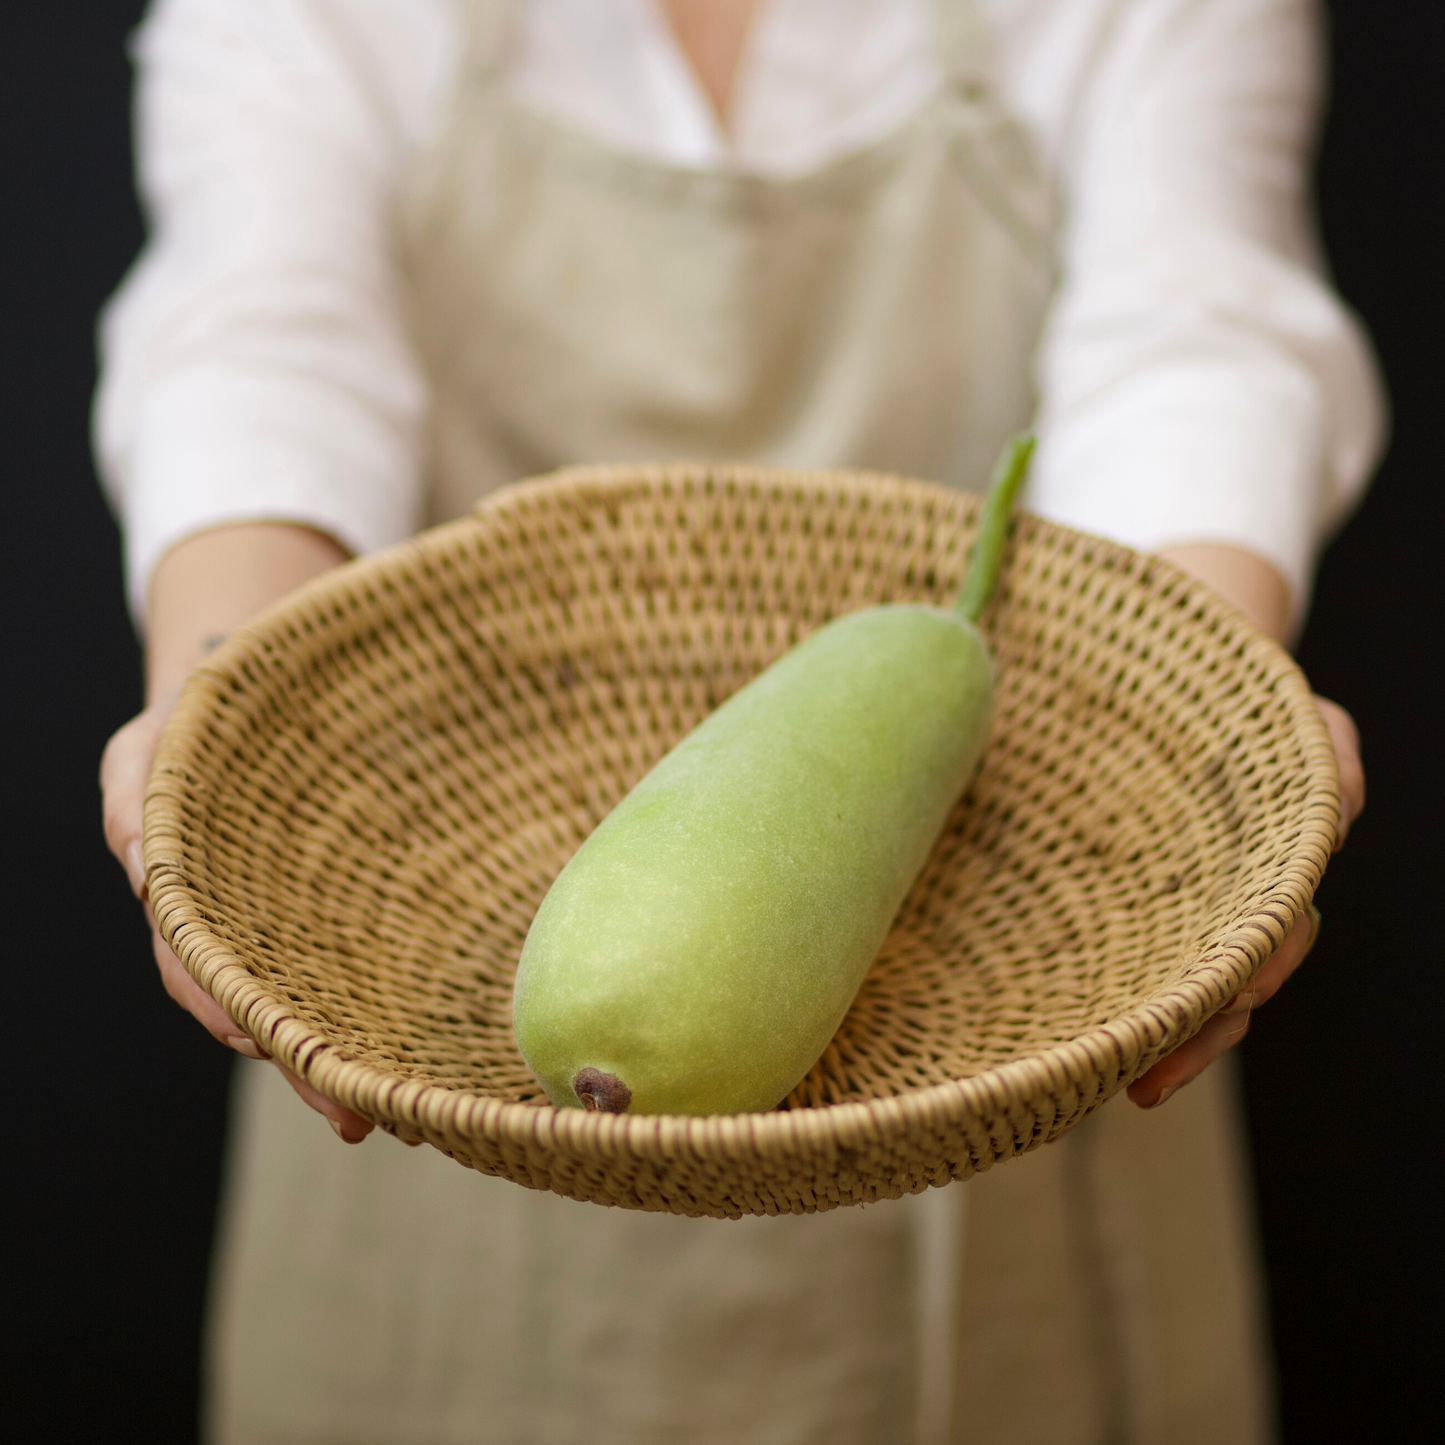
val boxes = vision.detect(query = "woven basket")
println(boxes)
[145,464,1336,1219]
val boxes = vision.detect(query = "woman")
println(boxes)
[99,1,1377,1441]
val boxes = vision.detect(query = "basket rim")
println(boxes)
[144,462,1340,1166]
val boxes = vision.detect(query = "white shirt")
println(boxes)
[95,0,1385,629]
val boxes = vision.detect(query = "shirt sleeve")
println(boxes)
[1010,0,1386,629]
[93,0,457,624]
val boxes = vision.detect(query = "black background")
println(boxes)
[3,3,1440,1440]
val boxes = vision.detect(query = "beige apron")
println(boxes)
[206,3,1274,1441]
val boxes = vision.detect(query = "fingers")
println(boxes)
[114,697,271,1065]
[1125,691,1356,1114]
[1315,696,1365,850]
[153,917,372,1142]
[1218,905,1319,1015]
[100,708,166,897]
[155,922,372,1144]
[100,688,179,897]
[273,1062,375,1143]
[147,908,261,1053]
[1127,907,1319,1109]
[1126,1007,1255,1109]
[109,694,369,1145]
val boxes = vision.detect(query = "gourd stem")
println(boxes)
[953,434,1035,624]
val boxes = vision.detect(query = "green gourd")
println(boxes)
[512,437,1034,1115]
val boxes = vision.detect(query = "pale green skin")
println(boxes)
[512,604,995,1115]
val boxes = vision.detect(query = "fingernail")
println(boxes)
[1304,904,1323,958]
[226,1035,265,1060]
[126,841,146,898]
[327,1116,368,1144]
[1222,988,1255,1016]
[1150,1085,1176,1109]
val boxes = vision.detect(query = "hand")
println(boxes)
[1125,695,1364,1109]
[101,523,370,1142]
[101,693,373,1142]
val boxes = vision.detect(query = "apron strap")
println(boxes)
[933,0,1057,282]
[457,0,517,85]
[933,0,995,91]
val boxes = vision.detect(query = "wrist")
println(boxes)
[1154,543,1291,645]
[145,522,350,702]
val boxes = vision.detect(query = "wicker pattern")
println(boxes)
[145,464,1337,1219]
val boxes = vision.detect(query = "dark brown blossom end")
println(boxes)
[573,1068,632,1113]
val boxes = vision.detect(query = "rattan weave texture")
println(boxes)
[145,464,1337,1219]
